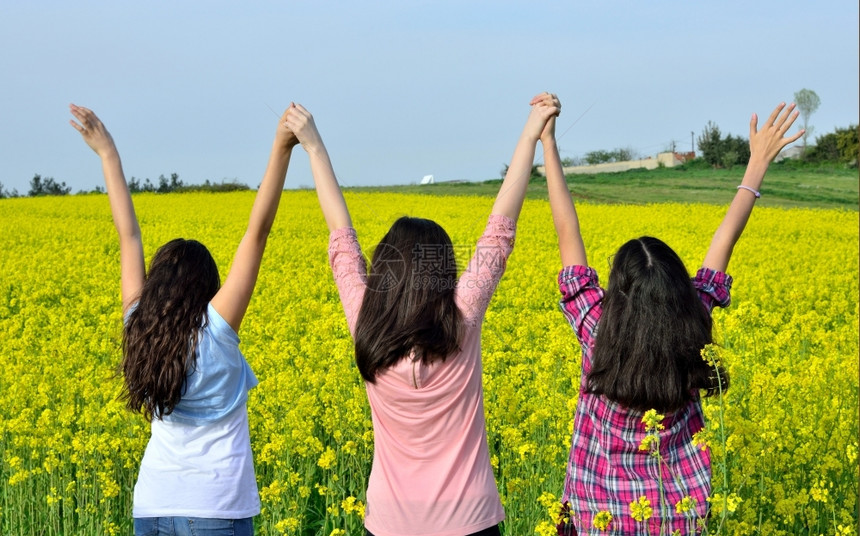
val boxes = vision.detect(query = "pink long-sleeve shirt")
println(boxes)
[328,215,514,536]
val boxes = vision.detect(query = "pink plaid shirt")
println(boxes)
[557,265,732,535]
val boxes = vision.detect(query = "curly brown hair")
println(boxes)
[122,238,220,420]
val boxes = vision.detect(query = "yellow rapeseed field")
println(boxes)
[0,191,857,535]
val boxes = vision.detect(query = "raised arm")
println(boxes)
[70,104,145,314]
[540,101,587,268]
[490,93,561,221]
[210,105,299,331]
[702,102,803,273]
[285,104,352,231]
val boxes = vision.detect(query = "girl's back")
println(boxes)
[543,100,803,534]
[557,263,731,534]
[294,95,560,535]
[329,215,514,533]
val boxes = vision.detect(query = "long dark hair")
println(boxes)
[354,217,462,382]
[122,238,220,420]
[586,236,729,413]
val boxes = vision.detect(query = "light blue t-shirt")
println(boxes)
[167,303,258,424]
[128,302,261,517]
[124,302,258,425]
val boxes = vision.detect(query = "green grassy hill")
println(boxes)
[346,162,859,210]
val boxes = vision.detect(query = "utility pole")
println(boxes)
[691,131,695,156]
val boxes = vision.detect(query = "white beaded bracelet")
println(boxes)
[737,185,761,198]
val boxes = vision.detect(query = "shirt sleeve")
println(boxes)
[558,265,604,354]
[328,227,368,337]
[692,267,733,315]
[455,214,516,326]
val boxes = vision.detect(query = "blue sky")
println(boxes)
[1,1,857,194]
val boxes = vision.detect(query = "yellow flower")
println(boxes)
[708,493,741,515]
[674,495,696,514]
[847,444,859,465]
[534,520,557,536]
[726,493,741,513]
[691,430,710,451]
[316,447,337,470]
[274,517,300,533]
[700,344,722,367]
[592,510,612,531]
[46,487,60,506]
[639,434,658,452]
[641,409,665,432]
[835,524,855,536]
[629,496,653,522]
[810,479,830,503]
[537,491,558,509]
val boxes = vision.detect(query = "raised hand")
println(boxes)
[283,104,325,154]
[749,102,804,165]
[540,114,557,146]
[210,102,297,332]
[702,102,804,273]
[285,104,351,231]
[275,104,300,152]
[70,104,144,312]
[69,104,118,158]
[490,93,561,221]
[525,92,561,142]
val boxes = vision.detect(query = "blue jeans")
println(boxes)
[134,517,254,536]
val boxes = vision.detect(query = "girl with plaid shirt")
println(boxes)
[541,100,803,535]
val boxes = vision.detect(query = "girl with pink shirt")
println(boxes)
[285,94,560,536]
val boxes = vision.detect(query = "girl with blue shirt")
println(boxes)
[70,103,299,535]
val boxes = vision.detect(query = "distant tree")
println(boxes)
[582,147,640,165]
[836,125,859,166]
[153,173,184,193]
[125,174,249,194]
[199,179,250,192]
[697,121,723,167]
[584,149,613,165]
[805,125,859,166]
[697,122,749,168]
[28,174,71,196]
[794,88,820,151]
[1,183,20,198]
[721,150,739,169]
[613,146,638,162]
[806,131,839,162]
[77,185,105,195]
[499,164,541,179]
[723,134,750,168]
